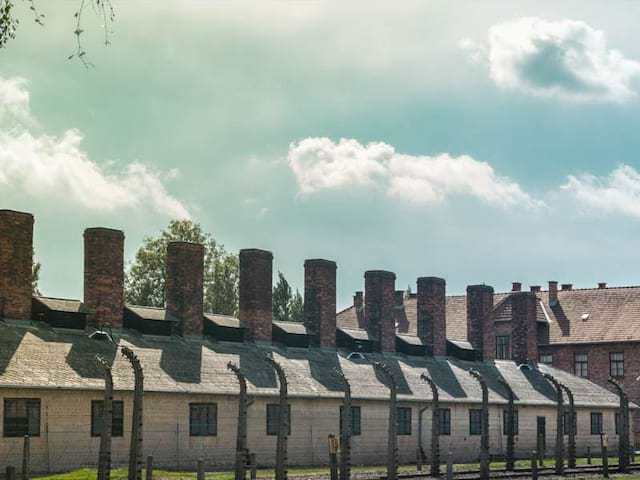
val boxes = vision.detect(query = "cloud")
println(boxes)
[288,137,538,208]
[562,165,640,218]
[0,77,190,219]
[462,17,640,102]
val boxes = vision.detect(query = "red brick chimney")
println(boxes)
[0,210,34,321]
[166,241,204,337]
[530,285,541,293]
[84,227,124,329]
[303,259,337,348]
[239,249,273,343]
[561,283,573,291]
[466,285,494,360]
[354,291,363,311]
[548,281,558,306]
[512,282,521,292]
[417,277,446,357]
[364,270,396,353]
[510,291,538,365]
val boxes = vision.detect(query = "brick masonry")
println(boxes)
[0,210,33,321]
[511,292,538,365]
[239,249,273,343]
[166,241,204,337]
[466,285,495,360]
[84,227,124,329]
[417,277,447,356]
[364,270,396,353]
[303,259,337,348]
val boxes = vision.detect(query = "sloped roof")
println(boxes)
[0,322,625,409]
[273,321,308,335]
[204,313,242,329]
[33,296,88,314]
[125,306,180,323]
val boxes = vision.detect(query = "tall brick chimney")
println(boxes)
[364,270,396,353]
[303,259,337,348]
[510,292,538,365]
[466,285,494,360]
[166,241,204,337]
[417,277,446,357]
[548,281,558,306]
[354,291,363,311]
[239,249,273,343]
[84,227,124,329]
[0,210,34,320]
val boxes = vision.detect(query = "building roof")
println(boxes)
[337,286,640,345]
[273,321,308,335]
[125,306,180,323]
[204,313,242,329]
[33,296,89,314]
[0,322,626,409]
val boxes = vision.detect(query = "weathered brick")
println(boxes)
[166,241,204,337]
[239,249,273,343]
[303,259,337,348]
[511,291,537,365]
[365,270,396,353]
[417,277,446,356]
[466,285,494,360]
[0,210,33,321]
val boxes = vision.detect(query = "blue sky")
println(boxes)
[3,1,640,309]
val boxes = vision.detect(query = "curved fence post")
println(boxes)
[497,378,515,471]
[228,362,249,480]
[421,373,440,477]
[96,356,114,480]
[560,384,576,469]
[335,369,352,480]
[265,356,289,480]
[122,346,144,480]
[469,370,490,480]
[373,362,398,480]
[608,376,630,472]
[542,373,564,475]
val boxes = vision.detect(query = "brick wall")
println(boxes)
[239,249,273,343]
[166,241,204,337]
[416,277,446,356]
[511,292,537,365]
[364,270,396,353]
[466,285,494,360]
[303,259,337,348]
[0,210,33,321]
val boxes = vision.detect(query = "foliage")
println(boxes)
[272,271,303,322]
[32,254,41,296]
[125,220,239,316]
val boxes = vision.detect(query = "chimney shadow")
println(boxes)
[0,326,27,375]
[422,358,467,399]
[550,303,570,337]
[521,366,557,402]
[368,354,413,396]
[235,344,277,389]
[278,347,345,393]
[465,361,522,402]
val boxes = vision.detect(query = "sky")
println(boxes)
[3,1,640,310]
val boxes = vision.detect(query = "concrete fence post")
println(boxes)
[96,356,114,480]
[228,362,250,480]
[22,435,30,480]
[250,453,257,480]
[542,373,564,475]
[421,373,441,478]
[601,434,609,478]
[468,370,489,480]
[560,384,576,469]
[6,465,16,480]
[537,435,544,466]
[265,356,289,480]
[587,445,591,464]
[498,378,516,471]
[145,455,153,480]
[445,451,453,480]
[335,369,352,480]
[197,458,205,480]
[122,346,145,480]
[608,376,630,472]
[531,451,538,480]
[373,361,398,480]
[329,434,339,480]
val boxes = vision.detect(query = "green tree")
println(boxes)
[32,252,41,295]
[125,219,239,316]
[272,271,304,322]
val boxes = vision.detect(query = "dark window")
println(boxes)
[539,354,553,365]
[610,352,624,377]
[615,413,620,435]
[91,400,124,437]
[267,404,291,436]
[502,409,519,435]
[3,399,40,437]
[561,411,577,435]
[438,408,451,436]
[469,409,482,435]
[591,412,603,435]
[396,407,412,435]
[339,406,361,436]
[574,353,588,377]
[189,403,217,437]
[496,336,510,360]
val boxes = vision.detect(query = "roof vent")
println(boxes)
[581,313,590,321]
[530,285,541,293]
[517,363,532,371]
[512,282,522,292]
[561,284,573,291]
[347,351,365,360]
[598,282,607,289]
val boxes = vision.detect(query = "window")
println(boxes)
[438,408,451,436]
[496,336,510,360]
[591,412,603,435]
[469,409,482,435]
[3,399,40,437]
[502,409,519,435]
[189,403,217,437]
[540,354,553,365]
[339,406,361,436]
[91,400,124,437]
[561,411,576,435]
[610,352,624,377]
[574,353,588,377]
[396,407,412,435]
[266,404,291,436]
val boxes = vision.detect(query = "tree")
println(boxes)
[125,219,239,316]
[32,252,41,295]
[272,271,303,322]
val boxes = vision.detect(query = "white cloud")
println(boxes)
[462,17,640,102]
[562,165,640,218]
[0,77,190,219]
[288,137,538,208]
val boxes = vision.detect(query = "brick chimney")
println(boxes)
[354,291,363,310]
[598,282,607,289]
[561,283,573,291]
[548,281,558,306]
[364,270,396,353]
[0,210,34,321]
[239,249,273,343]
[466,285,494,360]
[417,277,446,357]
[512,282,521,292]
[510,291,537,365]
[166,241,204,337]
[395,290,405,308]
[530,285,541,293]
[303,259,337,348]
[83,227,124,329]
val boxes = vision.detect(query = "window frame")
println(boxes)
[189,403,217,437]
[469,409,482,436]
[438,408,451,436]
[590,412,603,435]
[539,354,553,365]
[574,353,588,378]
[91,400,124,437]
[266,404,291,436]
[339,405,361,436]
[396,407,412,436]
[3,398,41,438]
[609,352,624,378]
[502,409,519,435]
[495,335,511,360]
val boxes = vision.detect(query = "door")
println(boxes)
[537,416,546,456]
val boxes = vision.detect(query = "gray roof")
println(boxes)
[204,313,242,329]
[338,327,373,341]
[0,323,627,409]
[273,321,308,335]
[126,306,180,322]
[34,296,88,314]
